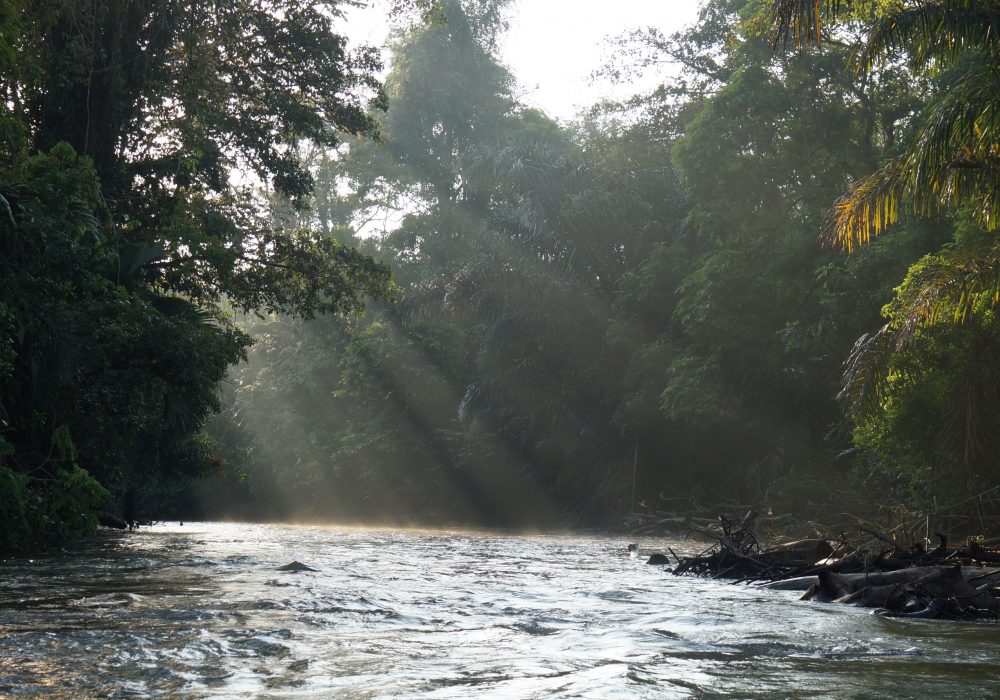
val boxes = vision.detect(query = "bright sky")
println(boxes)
[340,0,702,122]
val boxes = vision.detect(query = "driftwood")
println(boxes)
[800,566,1000,620]
[668,512,1000,621]
[94,511,155,530]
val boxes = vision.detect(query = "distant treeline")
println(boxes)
[201,0,1000,528]
[3,0,999,553]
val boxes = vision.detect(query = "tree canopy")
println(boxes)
[5,0,1000,550]
[0,0,394,553]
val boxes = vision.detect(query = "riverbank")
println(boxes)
[640,511,1000,621]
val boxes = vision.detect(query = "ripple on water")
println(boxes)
[2,522,1000,699]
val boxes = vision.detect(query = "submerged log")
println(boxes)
[761,575,818,591]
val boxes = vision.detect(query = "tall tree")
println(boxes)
[766,0,1000,502]
[0,0,395,547]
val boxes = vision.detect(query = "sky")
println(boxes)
[501,1,700,119]
[339,0,702,122]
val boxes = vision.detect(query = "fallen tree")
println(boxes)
[665,512,1000,621]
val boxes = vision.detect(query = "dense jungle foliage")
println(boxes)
[3,0,1000,552]
[0,0,394,553]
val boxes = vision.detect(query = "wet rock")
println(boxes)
[233,637,290,657]
[70,592,144,608]
[275,561,318,572]
[512,620,558,636]
[646,553,670,566]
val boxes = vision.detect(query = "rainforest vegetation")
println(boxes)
[2,0,1000,553]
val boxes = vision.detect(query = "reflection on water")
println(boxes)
[1,523,998,698]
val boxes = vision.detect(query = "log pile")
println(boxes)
[667,512,1000,621]
[799,566,1000,620]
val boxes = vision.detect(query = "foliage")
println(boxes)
[0,437,109,557]
[762,0,1000,507]
[765,0,1000,249]
[5,0,994,533]
[0,0,394,551]
[209,0,938,523]
[851,310,1000,500]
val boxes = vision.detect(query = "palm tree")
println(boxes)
[766,0,1000,401]
[762,2,1000,488]
[767,1,1000,250]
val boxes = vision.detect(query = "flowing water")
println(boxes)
[1,522,998,698]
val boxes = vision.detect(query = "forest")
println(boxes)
[2,0,1000,555]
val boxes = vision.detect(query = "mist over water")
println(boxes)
[2,522,998,698]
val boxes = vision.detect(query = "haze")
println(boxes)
[342,0,700,121]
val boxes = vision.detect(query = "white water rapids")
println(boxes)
[1,522,998,698]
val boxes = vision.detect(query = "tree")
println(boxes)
[765,0,1000,503]
[765,0,1000,273]
[0,0,395,547]
[5,0,394,317]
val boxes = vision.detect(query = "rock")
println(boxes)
[276,561,318,572]
[646,553,670,566]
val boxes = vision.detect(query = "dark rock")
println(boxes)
[646,553,670,566]
[276,561,318,572]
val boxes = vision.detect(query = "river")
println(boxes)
[0,522,998,698]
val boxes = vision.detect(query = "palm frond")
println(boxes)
[854,0,1000,74]
[895,246,1000,325]
[830,55,1000,249]
[150,294,221,327]
[907,56,1000,224]
[827,157,908,251]
[116,241,167,282]
[0,192,14,226]
[768,0,848,48]
[841,244,1000,417]
[839,323,899,418]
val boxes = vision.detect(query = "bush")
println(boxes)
[0,433,109,557]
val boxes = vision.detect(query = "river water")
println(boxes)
[0,522,998,698]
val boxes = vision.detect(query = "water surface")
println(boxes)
[1,522,998,698]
